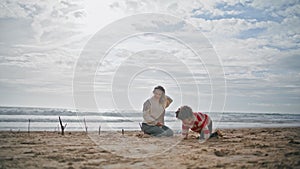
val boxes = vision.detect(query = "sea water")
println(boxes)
[0,106,299,131]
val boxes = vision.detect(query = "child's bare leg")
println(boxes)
[200,126,211,140]
[208,121,213,134]
[200,130,204,139]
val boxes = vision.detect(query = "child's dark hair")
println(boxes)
[176,106,194,120]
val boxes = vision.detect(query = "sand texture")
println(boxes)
[0,127,299,169]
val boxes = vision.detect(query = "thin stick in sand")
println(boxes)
[139,123,145,134]
[57,124,60,134]
[58,116,67,135]
[28,119,30,135]
[84,118,88,133]
[98,125,101,135]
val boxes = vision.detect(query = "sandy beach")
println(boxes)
[0,127,299,169]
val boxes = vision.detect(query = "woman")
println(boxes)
[141,85,174,137]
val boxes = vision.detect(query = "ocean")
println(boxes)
[0,106,299,132]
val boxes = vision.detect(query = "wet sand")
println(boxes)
[0,127,299,169]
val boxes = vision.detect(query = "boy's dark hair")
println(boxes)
[176,106,193,120]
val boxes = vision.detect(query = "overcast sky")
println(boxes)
[0,0,299,113]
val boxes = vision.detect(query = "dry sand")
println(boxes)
[0,127,299,169]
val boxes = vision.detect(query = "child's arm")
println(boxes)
[182,124,189,139]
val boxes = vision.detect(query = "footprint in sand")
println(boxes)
[214,149,230,157]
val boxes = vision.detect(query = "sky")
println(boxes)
[0,0,299,113]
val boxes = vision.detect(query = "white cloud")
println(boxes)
[0,0,299,112]
[106,0,300,112]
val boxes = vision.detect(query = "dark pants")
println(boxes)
[141,123,174,137]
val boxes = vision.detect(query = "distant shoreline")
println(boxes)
[1,106,300,132]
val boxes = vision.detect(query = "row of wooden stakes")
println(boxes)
[26,116,128,136]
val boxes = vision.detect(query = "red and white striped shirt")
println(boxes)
[182,112,211,136]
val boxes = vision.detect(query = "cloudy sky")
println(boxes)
[0,0,299,113]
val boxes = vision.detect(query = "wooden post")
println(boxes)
[122,129,124,136]
[84,118,88,133]
[59,116,67,135]
[57,124,60,134]
[28,119,30,134]
[139,123,145,134]
[98,125,101,135]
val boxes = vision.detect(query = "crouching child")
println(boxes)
[175,105,213,140]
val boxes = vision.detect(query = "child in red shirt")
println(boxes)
[175,105,213,140]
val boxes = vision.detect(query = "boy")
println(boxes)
[175,106,212,140]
